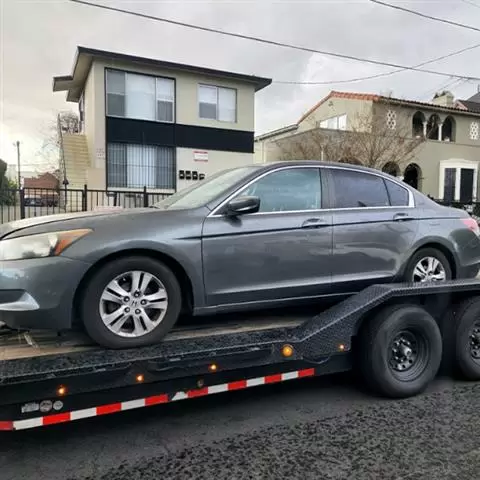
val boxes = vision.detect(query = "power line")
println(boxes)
[460,0,480,10]
[275,42,480,85]
[370,0,480,33]
[69,0,480,83]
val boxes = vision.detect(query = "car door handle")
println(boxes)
[301,218,329,229]
[393,213,413,222]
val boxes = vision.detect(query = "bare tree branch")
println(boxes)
[276,101,425,175]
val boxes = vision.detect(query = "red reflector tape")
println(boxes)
[97,403,122,416]
[228,380,247,391]
[0,421,14,431]
[7,367,316,431]
[265,373,282,384]
[187,387,209,398]
[145,394,168,406]
[43,412,71,426]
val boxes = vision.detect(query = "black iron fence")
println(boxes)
[1,187,480,225]
[0,186,173,224]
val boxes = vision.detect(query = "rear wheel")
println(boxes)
[358,304,442,398]
[453,297,480,380]
[80,256,182,349]
[404,248,452,283]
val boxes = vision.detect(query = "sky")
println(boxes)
[1,0,480,172]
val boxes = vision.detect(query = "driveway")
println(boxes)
[0,373,479,479]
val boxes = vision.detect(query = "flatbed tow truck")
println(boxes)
[2,280,480,431]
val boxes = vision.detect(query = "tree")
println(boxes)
[39,111,80,164]
[0,159,17,206]
[276,102,425,176]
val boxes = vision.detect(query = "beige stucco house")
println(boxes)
[53,47,271,195]
[255,90,480,202]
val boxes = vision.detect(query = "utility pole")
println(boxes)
[15,141,21,188]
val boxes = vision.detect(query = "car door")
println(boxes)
[201,166,333,308]
[326,167,419,293]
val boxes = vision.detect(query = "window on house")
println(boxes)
[319,114,347,130]
[106,69,175,123]
[106,70,125,117]
[107,143,176,190]
[198,84,237,122]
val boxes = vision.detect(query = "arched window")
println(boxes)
[442,116,455,142]
[382,162,400,177]
[426,114,441,140]
[412,111,425,137]
[404,163,422,190]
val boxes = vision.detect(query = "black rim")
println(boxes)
[388,329,429,381]
[469,322,480,363]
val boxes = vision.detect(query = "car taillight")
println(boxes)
[461,217,480,236]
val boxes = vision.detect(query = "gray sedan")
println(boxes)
[1,161,480,348]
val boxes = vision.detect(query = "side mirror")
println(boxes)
[226,195,260,216]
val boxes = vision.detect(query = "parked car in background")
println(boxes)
[1,161,480,349]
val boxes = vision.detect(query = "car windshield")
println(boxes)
[153,165,260,210]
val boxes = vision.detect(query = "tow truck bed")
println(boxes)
[1,280,480,431]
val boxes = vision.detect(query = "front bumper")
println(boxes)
[0,256,91,331]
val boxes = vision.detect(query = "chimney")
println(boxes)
[432,90,454,107]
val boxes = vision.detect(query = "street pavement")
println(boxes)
[1,373,480,480]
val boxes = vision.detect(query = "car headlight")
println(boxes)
[0,229,92,261]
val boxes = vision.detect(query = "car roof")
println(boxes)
[259,160,385,176]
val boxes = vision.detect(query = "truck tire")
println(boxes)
[358,304,442,398]
[453,296,480,380]
[80,256,182,349]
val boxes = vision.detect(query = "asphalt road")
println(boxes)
[1,373,480,480]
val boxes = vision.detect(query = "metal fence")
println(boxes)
[0,186,173,224]
[1,187,480,225]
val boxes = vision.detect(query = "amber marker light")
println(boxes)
[338,344,346,352]
[281,344,294,358]
[208,363,218,372]
[57,385,67,396]
[136,374,145,383]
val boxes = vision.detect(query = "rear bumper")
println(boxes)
[0,257,91,330]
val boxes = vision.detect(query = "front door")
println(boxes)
[326,167,419,293]
[460,168,474,203]
[201,167,333,308]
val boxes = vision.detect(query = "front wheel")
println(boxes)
[80,256,182,349]
[358,304,442,398]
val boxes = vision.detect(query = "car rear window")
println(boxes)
[330,169,390,208]
[385,179,409,206]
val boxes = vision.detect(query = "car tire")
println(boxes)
[80,256,182,349]
[452,296,480,380]
[358,304,442,398]
[404,248,452,283]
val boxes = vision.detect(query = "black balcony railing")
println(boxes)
[0,186,173,224]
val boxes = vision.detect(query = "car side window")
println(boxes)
[385,179,410,206]
[330,169,389,208]
[238,168,322,212]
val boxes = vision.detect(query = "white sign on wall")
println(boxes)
[193,150,208,162]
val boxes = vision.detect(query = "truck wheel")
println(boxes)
[359,304,442,398]
[404,248,452,283]
[80,256,182,349]
[453,297,480,380]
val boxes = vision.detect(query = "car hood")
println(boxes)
[0,208,152,239]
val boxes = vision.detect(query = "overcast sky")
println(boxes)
[1,0,480,170]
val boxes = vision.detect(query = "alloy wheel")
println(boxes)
[99,270,168,338]
[412,257,446,283]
